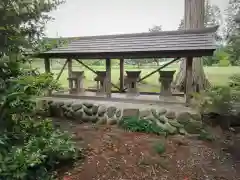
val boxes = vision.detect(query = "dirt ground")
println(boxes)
[54,119,240,180]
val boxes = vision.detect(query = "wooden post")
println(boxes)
[106,58,111,98]
[120,58,124,92]
[185,57,193,106]
[68,58,73,91]
[44,57,50,73]
[44,57,51,96]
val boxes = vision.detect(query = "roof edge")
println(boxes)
[44,26,219,41]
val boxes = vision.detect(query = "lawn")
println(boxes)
[33,61,240,92]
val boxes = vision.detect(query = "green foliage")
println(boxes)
[193,86,235,115]
[0,120,80,180]
[198,130,215,142]
[119,117,167,136]
[153,141,166,155]
[0,0,81,178]
[193,74,240,116]
[0,0,65,55]
[219,59,230,67]
[229,74,240,91]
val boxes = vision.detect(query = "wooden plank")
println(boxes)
[123,57,180,91]
[44,57,50,73]
[56,59,68,81]
[185,56,193,106]
[75,59,122,91]
[106,58,111,98]
[119,58,124,92]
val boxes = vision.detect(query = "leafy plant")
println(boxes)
[198,130,215,142]
[153,141,166,155]
[119,117,167,136]
[192,85,236,115]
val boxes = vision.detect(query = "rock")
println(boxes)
[164,123,177,135]
[98,105,107,117]
[83,107,92,116]
[151,109,158,119]
[107,106,117,118]
[172,135,189,146]
[107,118,118,125]
[139,109,151,118]
[165,111,176,119]
[90,116,98,123]
[96,115,107,125]
[191,113,202,121]
[82,113,92,122]
[158,116,168,123]
[65,111,74,119]
[178,128,188,135]
[176,112,192,125]
[47,100,53,105]
[122,109,139,118]
[184,120,203,134]
[158,108,167,116]
[74,109,84,119]
[168,120,184,128]
[92,105,99,115]
[115,109,122,118]
[72,103,83,111]
[83,102,93,108]
[55,101,64,107]
[64,102,72,108]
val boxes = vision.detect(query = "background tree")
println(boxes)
[148,25,163,66]
[224,0,240,66]
[173,0,208,92]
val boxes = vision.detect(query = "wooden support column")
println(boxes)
[119,58,124,92]
[44,57,50,73]
[68,58,73,90]
[106,58,111,98]
[44,57,51,96]
[185,57,193,106]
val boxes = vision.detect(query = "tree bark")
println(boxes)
[172,0,210,93]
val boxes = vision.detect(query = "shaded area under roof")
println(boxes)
[35,26,218,59]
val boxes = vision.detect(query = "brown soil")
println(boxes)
[55,119,240,180]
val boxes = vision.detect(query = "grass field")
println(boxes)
[33,62,240,92]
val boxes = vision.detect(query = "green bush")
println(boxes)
[153,141,166,155]
[119,117,167,136]
[0,120,80,180]
[193,86,235,115]
[198,130,215,142]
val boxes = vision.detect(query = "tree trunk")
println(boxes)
[172,0,210,93]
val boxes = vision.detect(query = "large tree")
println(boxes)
[0,0,64,56]
[172,0,221,92]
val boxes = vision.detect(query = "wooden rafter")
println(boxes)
[74,59,122,91]
[123,57,180,91]
[56,59,68,81]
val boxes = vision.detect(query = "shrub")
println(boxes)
[0,120,81,180]
[119,117,167,136]
[153,141,166,155]
[198,130,215,142]
[193,86,235,115]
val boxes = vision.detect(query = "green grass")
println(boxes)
[32,61,240,92]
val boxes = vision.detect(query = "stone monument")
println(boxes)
[68,71,85,94]
[94,71,107,95]
[125,71,141,96]
[159,70,176,96]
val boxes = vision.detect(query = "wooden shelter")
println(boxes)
[35,26,218,105]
